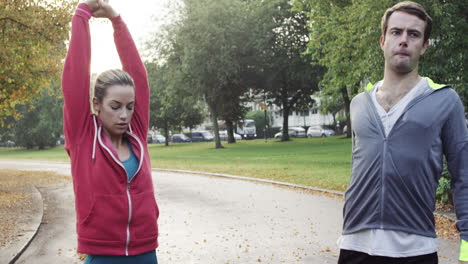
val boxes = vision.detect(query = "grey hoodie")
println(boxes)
[343,78,468,241]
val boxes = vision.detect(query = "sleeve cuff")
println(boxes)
[75,3,93,19]
[460,239,468,261]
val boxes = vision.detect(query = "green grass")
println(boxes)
[0,136,352,191]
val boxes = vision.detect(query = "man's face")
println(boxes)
[380,11,429,74]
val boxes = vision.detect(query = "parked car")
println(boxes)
[154,134,166,144]
[307,125,335,137]
[218,130,242,141]
[274,127,306,138]
[171,134,192,143]
[0,140,15,147]
[190,131,214,142]
[236,119,257,139]
[147,134,153,143]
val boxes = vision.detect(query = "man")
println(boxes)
[338,1,468,263]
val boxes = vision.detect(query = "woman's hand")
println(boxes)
[83,0,100,12]
[92,0,119,19]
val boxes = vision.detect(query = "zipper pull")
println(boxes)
[127,183,130,190]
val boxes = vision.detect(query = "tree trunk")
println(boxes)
[164,119,170,147]
[208,102,223,149]
[281,89,290,141]
[340,86,351,138]
[225,119,236,144]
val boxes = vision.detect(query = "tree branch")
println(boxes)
[0,17,54,42]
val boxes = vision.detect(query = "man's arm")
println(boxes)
[441,91,468,262]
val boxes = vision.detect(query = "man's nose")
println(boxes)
[399,32,409,47]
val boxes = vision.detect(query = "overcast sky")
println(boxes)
[87,0,177,73]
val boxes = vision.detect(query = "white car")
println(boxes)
[218,130,242,141]
[154,134,166,144]
[307,125,335,137]
[274,127,306,138]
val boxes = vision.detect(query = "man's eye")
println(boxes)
[391,31,400,35]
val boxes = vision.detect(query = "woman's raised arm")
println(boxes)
[61,2,98,149]
[102,1,150,137]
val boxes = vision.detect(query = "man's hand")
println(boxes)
[92,0,119,19]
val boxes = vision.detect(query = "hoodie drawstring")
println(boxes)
[92,115,98,161]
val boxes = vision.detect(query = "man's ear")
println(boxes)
[420,39,430,55]
[379,35,385,51]
[92,97,100,114]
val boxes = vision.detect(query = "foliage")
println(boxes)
[294,0,468,138]
[0,0,77,123]
[319,94,342,127]
[12,84,63,149]
[147,0,259,148]
[253,0,324,141]
[146,61,204,146]
[436,160,452,205]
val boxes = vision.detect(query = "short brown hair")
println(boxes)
[94,69,135,103]
[381,1,432,43]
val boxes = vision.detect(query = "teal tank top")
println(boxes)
[122,141,138,182]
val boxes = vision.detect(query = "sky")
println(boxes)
[87,0,177,73]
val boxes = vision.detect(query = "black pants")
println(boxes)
[338,249,438,264]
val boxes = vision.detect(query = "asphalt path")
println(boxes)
[0,160,459,263]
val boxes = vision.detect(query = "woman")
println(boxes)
[61,1,159,263]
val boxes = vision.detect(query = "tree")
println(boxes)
[12,84,63,149]
[146,61,204,146]
[254,0,324,141]
[148,0,258,149]
[319,94,343,130]
[295,0,468,138]
[0,0,77,123]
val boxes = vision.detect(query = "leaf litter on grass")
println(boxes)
[0,169,70,248]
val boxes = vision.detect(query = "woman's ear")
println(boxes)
[92,97,100,114]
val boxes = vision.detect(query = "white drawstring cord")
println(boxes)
[92,115,98,160]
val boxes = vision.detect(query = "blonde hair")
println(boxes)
[94,69,135,103]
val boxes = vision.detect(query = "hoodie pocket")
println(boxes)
[80,194,127,241]
[131,191,159,239]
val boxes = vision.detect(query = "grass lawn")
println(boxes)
[0,136,352,191]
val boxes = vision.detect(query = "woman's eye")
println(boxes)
[111,106,119,110]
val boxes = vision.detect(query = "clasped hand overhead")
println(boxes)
[84,0,118,19]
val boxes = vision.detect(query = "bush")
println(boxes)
[436,160,452,205]
[13,87,63,149]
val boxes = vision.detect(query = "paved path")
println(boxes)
[0,160,459,263]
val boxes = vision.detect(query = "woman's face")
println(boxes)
[94,85,135,138]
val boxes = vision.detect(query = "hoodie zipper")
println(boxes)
[95,128,145,256]
[364,81,447,228]
[123,133,144,256]
[125,182,132,256]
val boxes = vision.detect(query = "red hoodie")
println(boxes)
[61,4,159,256]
